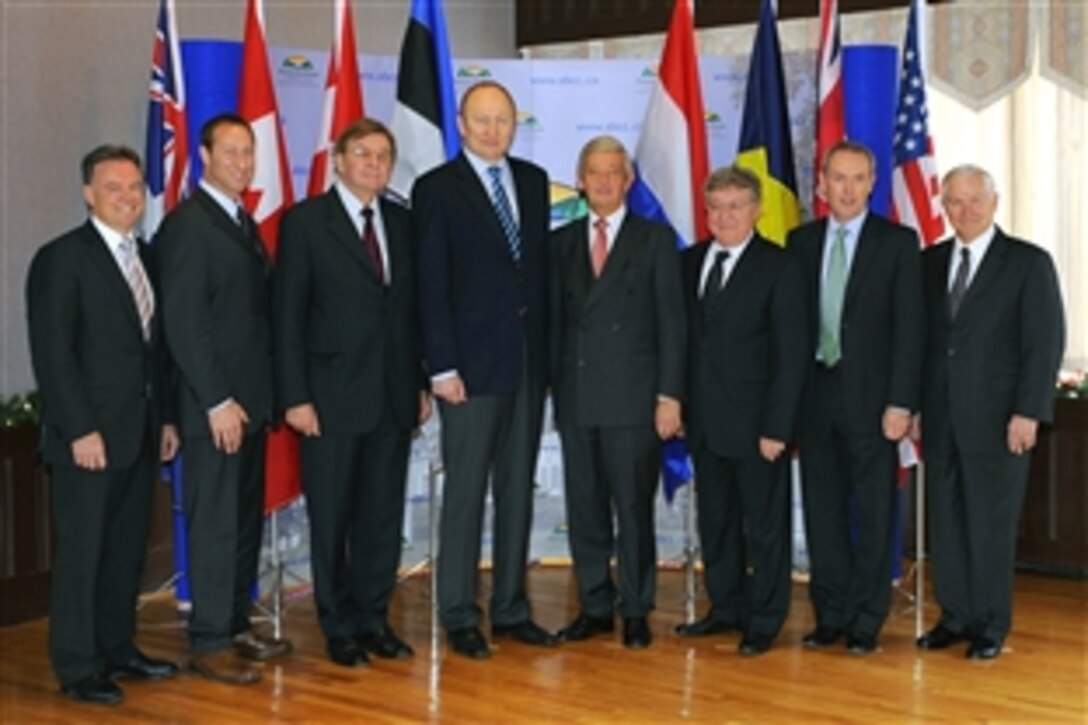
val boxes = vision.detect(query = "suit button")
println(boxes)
[611,323,620,332]
[578,360,585,368]
[948,348,956,357]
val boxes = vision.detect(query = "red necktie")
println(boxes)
[361,207,385,285]
[592,217,608,278]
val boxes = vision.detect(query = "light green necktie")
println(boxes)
[819,226,848,365]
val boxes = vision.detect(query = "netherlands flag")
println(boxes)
[307,0,365,197]
[144,0,189,236]
[388,0,461,201]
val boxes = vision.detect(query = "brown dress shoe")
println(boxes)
[189,650,261,685]
[233,630,293,661]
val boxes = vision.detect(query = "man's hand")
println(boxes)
[433,375,467,405]
[759,437,786,462]
[71,431,107,470]
[1007,414,1038,456]
[160,424,180,462]
[285,403,321,438]
[418,391,434,425]
[208,400,249,454]
[655,397,682,440]
[882,406,911,441]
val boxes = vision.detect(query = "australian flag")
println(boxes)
[144,0,189,236]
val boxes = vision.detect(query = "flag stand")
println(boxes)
[914,460,926,638]
[682,480,698,624]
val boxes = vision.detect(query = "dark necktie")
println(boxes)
[361,207,385,285]
[488,165,521,264]
[701,249,730,321]
[949,246,971,318]
[235,204,252,239]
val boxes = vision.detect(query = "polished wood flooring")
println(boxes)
[1,568,1085,722]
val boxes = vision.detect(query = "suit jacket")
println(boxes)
[921,228,1065,456]
[412,152,550,395]
[25,221,167,468]
[682,236,810,457]
[274,191,423,434]
[788,213,924,434]
[155,188,273,437]
[549,212,686,428]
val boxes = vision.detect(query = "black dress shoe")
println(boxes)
[357,627,414,660]
[802,626,843,648]
[917,624,968,650]
[107,651,180,681]
[233,630,293,661]
[448,627,491,659]
[491,620,558,648]
[966,637,1002,660]
[61,675,124,706]
[738,633,774,656]
[675,615,741,637]
[327,637,369,668]
[557,613,614,642]
[845,633,878,655]
[622,617,652,649]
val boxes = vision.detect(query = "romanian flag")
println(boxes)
[736,0,802,244]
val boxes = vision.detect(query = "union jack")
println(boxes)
[144,0,189,235]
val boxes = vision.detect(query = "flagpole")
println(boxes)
[915,460,926,638]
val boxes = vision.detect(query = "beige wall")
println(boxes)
[0,0,516,395]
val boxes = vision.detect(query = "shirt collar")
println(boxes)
[953,224,996,260]
[828,210,867,241]
[90,215,132,255]
[463,148,510,180]
[199,179,243,220]
[590,205,626,232]
[710,231,754,260]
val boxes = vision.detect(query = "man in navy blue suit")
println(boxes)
[412,81,554,658]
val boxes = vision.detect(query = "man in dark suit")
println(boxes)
[786,140,923,655]
[275,118,430,667]
[156,114,291,684]
[26,145,180,705]
[413,81,554,658]
[916,165,1064,660]
[549,136,685,650]
[678,166,809,656]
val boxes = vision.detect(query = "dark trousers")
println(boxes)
[301,404,412,640]
[692,447,791,638]
[799,369,897,638]
[558,423,659,619]
[926,437,1031,643]
[48,439,156,686]
[182,431,265,653]
[436,369,544,631]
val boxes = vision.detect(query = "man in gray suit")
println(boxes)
[916,165,1064,660]
[550,136,686,649]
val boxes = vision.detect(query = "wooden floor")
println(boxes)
[1,568,1085,722]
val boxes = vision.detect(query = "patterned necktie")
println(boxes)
[701,249,730,322]
[120,237,153,341]
[819,226,849,365]
[361,206,385,285]
[949,246,971,318]
[487,165,521,264]
[591,217,608,278]
[235,204,251,238]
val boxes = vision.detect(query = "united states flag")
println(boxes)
[890,0,944,246]
[144,0,189,235]
[813,0,843,219]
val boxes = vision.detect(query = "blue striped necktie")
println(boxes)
[487,165,521,264]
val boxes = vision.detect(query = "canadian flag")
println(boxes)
[307,0,365,197]
[237,0,301,512]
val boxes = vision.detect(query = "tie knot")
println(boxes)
[960,246,970,261]
[834,226,848,244]
[487,165,502,182]
[715,249,730,265]
[594,217,608,232]
[120,236,136,255]
[362,206,374,221]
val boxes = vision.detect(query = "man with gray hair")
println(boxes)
[677,166,808,655]
[550,135,686,649]
[915,164,1064,660]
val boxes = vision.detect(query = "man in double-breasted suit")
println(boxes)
[275,118,430,667]
[26,145,180,705]
[786,140,923,655]
[157,114,290,685]
[413,81,554,658]
[915,165,1064,660]
[679,166,809,655]
[549,136,686,649]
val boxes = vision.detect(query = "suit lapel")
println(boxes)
[844,216,879,311]
[712,236,764,318]
[955,229,1009,322]
[326,190,375,277]
[583,215,639,313]
[195,188,267,267]
[381,197,410,298]
[453,154,512,260]
[81,221,144,335]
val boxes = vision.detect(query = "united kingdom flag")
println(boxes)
[144,0,189,235]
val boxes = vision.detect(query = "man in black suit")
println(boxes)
[26,145,180,705]
[787,140,923,655]
[413,81,554,658]
[275,118,430,667]
[916,165,1064,660]
[549,136,685,649]
[156,114,291,684]
[678,166,809,656]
